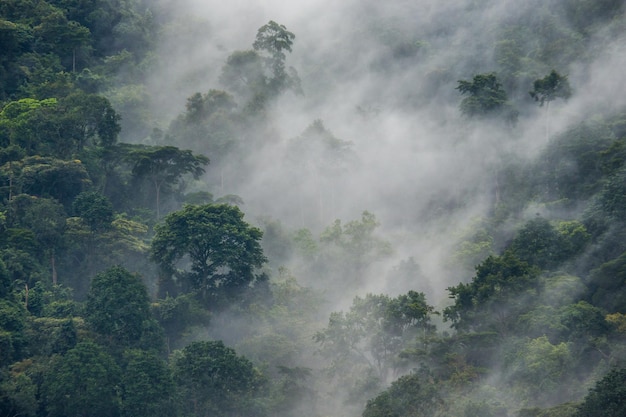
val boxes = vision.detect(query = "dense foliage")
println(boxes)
[1,1,625,417]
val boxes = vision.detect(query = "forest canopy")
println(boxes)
[1,0,626,417]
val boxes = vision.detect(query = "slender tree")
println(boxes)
[530,70,572,139]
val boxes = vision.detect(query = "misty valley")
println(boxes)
[1,0,626,416]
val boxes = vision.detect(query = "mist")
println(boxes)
[134,0,625,414]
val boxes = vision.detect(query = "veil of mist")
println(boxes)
[1,0,626,416]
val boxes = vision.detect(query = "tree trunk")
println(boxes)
[155,181,161,220]
[51,250,58,285]
[545,100,551,141]
[8,161,13,201]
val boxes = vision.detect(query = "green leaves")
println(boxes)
[315,291,436,380]
[120,350,176,417]
[0,94,120,159]
[151,204,266,306]
[362,370,443,417]
[574,368,626,417]
[530,70,572,106]
[173,340,266,417]
[457,73,517,122]
[85,265,153,348]
[72,191,114,232]
[42,341,121,417]
[444,252,540,334]
[253,20,300,94]
[220,20,301,106]
[124,144,209,219]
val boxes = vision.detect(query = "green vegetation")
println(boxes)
[1,1,626,417]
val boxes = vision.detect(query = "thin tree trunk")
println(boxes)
[494,166,501,207]
[545,102,549,140]
[8,160,13,201]
[155,181,161,220]
[51,250,57,285]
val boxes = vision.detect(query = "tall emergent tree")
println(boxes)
[529,70,572,106]
[530,70,572,139]
[220,20,301,105]
[150,204,267,306]
[253,20,301,95]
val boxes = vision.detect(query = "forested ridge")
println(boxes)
[1,0,626,416]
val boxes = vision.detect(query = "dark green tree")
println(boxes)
[84,265,154,348]
[58,92,121,152]
[1,156,92,209]
[150,204,267,306]
[33,10,92,71]
[72,190,114,232]
[120,350,176,417]
[457,72,517,122]
[574,368,626,417]
[124,144,209,219]
[151,293,211,351]
[0,295,27,367]
[529,70,572,106]
[41,341,121,417]
[535,120,615,203]
[508,217,564,270]
[444,251,540,335]
[0,367,37,417]
[173,340,266,417]
[587,252,626,313]
[530,70,572,139]
[6,194,67,285]
[362,370,443,417]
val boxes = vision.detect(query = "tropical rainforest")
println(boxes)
[1,0,625,416]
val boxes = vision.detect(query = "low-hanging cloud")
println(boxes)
[145,0,625,322]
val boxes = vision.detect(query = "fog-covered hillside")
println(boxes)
[1,1,625,416]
